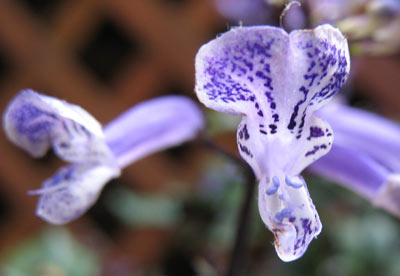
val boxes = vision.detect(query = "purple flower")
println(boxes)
[3,89,204,224]
[195,25,350,261]
[311,102,400,216]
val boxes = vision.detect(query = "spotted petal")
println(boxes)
[195,25,350,261]
[3,89,114,163]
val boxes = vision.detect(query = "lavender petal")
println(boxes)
[319,103,400,172]
[103,96,204,168]
[309,143,389,199]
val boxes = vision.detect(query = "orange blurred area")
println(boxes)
[0,1,400,275]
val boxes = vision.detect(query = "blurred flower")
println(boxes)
[215,0,400,55]
[2,227,100,276]
[3,89,204,224]
[309,0,400,55]
[310,102,400,216]
[195,24,350,261]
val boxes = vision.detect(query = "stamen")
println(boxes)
[285,176,304,188]
[27,183,68,195]
[267,176,281,195]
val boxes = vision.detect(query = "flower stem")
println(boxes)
[226,165,256,276]
[198,136,256,275]
[198,136,245,166]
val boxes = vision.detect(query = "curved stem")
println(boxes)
[198,136,257,276]
[226,166,256,276]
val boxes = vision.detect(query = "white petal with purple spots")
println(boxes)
[195,24,349,261]
[3,89,115,163]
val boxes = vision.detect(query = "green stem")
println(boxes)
[226,165,256,276]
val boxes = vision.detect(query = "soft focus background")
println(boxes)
[0,0,400,275]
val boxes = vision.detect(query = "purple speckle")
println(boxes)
[307,126,325,140]
[269,124,277,134]
[285,176,304,189]
[238,142,253,157]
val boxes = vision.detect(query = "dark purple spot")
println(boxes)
[269,124,277,134]
[238,143,253,157]
[307,126,324,140]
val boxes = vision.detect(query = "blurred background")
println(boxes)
[0,0,400,275]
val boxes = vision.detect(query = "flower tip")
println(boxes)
[373,174,400,217]
[274,225,298,262]
[35,204,77,225]
[2,89,47,157]
[32,164,120,225]
[273,219,321,262]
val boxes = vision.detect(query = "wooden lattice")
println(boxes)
[0,0,400,274]
[0,0,223,273]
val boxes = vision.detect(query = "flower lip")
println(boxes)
[258,174,322,262]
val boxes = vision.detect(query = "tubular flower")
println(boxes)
[311,102,400,216]
[3,89,204,225]
[195,25,350,261]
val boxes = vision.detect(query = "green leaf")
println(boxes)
[2,227,100,276]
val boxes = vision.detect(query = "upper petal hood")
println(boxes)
[3,89,115,163]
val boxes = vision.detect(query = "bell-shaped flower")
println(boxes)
[195,24,350,261]
[311,102,400,216]
[3,89,204,225]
